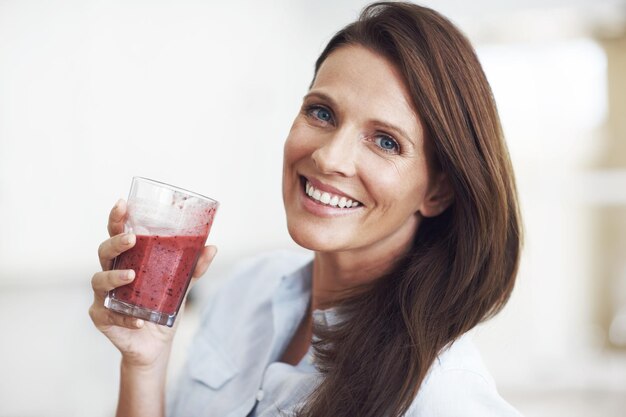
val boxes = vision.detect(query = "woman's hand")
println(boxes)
[88,199,217,369]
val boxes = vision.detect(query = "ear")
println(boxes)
[418,171,454,218]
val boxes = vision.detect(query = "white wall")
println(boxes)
[0,0,364,283]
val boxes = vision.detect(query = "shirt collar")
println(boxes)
[274,258,313,300]
[276,259,342,328]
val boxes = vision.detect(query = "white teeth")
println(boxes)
[305,180,360,209]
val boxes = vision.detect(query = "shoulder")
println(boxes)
[226,249,313,285]
[405,334,523,417]
[218,249,312,298]
[197,249,313,324]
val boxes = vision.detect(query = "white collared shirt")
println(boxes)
[167,251,523,417]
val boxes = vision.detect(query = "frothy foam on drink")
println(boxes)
[127,191,216,236]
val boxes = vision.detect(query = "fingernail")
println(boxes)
[122,234,135,245]
[135,319,144,328]
[124,270,135,281]
[114,198,124,209]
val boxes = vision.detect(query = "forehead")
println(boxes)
[311,45,422,140]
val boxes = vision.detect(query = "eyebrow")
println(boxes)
[303,90,418,148]
[302,91,337,108]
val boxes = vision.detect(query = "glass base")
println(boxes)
[104,295,177,327]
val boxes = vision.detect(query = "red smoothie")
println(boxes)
[111,234,206,315]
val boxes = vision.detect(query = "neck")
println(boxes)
[310,214,420,310]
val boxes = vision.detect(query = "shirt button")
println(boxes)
[256,389,265,402]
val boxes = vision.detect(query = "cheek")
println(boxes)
[362,159,429,211]
[283,137,298,166]
[283,122,314,166]
[283,127,299,172]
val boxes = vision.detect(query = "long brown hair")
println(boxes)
[296,3,522,417]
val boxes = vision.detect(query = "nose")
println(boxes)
[311,127,358,177]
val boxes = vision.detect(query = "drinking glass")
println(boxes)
[105,177,218,326]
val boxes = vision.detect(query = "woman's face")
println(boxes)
[282,45,448,257]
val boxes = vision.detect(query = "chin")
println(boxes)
[286,218,344,253]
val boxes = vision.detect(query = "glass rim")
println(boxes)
[132,176,219,205]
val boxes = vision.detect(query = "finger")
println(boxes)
[191,245,217,278]
[98,233,136,270]
[106,313,145,330]
[108,199,128,237]
[91,269,135,301]
[89,303,145,330]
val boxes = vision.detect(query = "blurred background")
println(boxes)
[1,0,625,416]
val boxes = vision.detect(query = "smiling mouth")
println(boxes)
[300,176,361,208]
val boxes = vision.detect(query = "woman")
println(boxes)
[90,2,522,416]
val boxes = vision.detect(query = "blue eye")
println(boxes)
[308,106,333,123]
[316,108,332,121]
[374,135,399,153]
